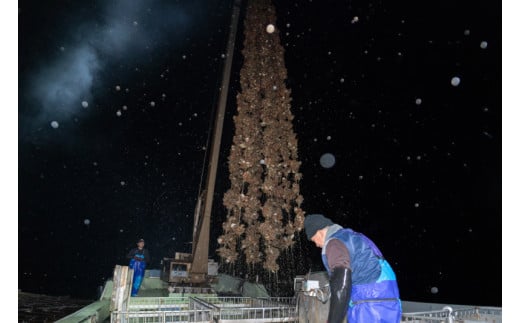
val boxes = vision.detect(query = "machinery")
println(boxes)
[160,0,241,290]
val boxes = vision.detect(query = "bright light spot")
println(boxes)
[480,41,488,49]
[273,85,277,90]
[50,121,59,129]
[84,219,90,225]
[431,287,439,294]
[133,21,138,26]
[150,101,156,107]
[260,159,266,165]
[286,23,290,27]
[414,202,420,208]
[320,153,336,168]
[182,55,186,59]
[116,110,122,117]
[415,98,422,105]
[221,53,226,58]
[326,136,331,141]
[115,85,121,91]
[351,16,359,24]
[122,105,128,110]
[120,229,124,232]
[340,78,345,83]
[451,76,461,87]
[266,24,275,33]
[82,101,89,108]
[120,181,126,186]
[463,29,470,36]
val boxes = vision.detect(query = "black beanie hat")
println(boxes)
[304,214,334,240]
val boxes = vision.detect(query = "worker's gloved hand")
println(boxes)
[327,267,352,323]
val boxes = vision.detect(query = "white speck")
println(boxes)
[273,85,277,90]
[178,122,183,126]
[93,161,98,166]
[122,105,128,110]
[266,24,275,33]
[451,76,461,87]
[59,46,65,51]
[133,21,138,26]
[328,51,332,55]
[340,78,345,83]
[415,98,422,105]
[120,229,124,232]
[463,29,470,36]
[358,175,364,180]
[150,101,156,107]
[182,54,186,59]
[84,219,90,225]
[172,237,176,240]
[480,41,488,49]
[81,101,89,108]
[286,23,291,27]
[313,138,318,142]
[115,85,121,91]
[193,113,198,117]
[351,16,359,24]
[125,88,130,93]
[326,135,331,141]
[120,181,126,186]
[416,155,422,160]
[116,110,122,117]
[320,153,336,168]
[50,121,59,129]
[431,287,438,294]
[260,159,266,165]
[414,202,420,208]
[162,93,166,98]
[221,53,226,58]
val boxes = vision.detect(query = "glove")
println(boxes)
[327,267,352,323]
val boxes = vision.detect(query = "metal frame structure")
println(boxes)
[401,306,502,322]
[111,296,298,323]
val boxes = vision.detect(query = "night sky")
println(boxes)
[18,0,501,307]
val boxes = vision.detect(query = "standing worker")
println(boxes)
[304,214,402,323]
[127,238,150,297]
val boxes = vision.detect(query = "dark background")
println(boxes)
[19,0,500,306]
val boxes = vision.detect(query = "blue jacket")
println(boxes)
[322,225,401,323]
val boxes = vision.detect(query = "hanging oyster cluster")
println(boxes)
[217,0,305,272]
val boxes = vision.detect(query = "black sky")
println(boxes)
[19,0,500,306]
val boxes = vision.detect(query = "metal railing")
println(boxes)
[111,296,298,323]
[110,309,212,323]
[401,306,502,322]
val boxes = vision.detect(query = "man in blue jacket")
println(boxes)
[304,214,401,323]
[127,238,150,296]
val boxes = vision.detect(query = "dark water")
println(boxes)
[18,291,93,322]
